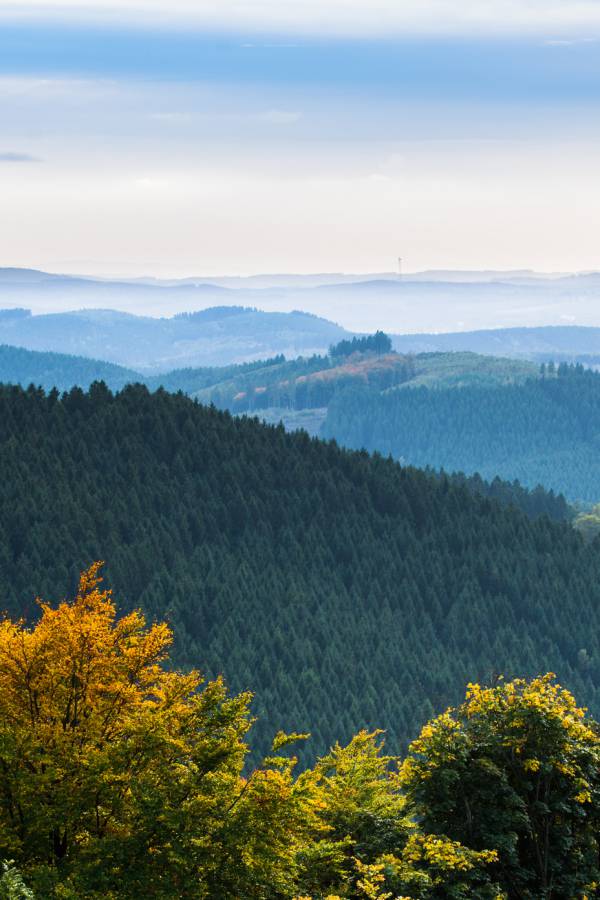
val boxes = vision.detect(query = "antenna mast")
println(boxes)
[397,256,403,280]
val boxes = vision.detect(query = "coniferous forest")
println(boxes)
[323,363,600,502]
[1,381,600,768]
[8,340,600,504]
[7,2,600,895]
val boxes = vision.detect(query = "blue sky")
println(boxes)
[1,3,600,276]
[2,25,600,99]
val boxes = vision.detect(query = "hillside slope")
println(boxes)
[191,349,535,412]
[0,344,141,392]
[323,364,600,503]
[0,339,590,502]
[0,383,598,761]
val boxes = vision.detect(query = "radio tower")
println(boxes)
[397,256,403,280]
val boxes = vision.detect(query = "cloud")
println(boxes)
[148,112,193,125]
[4,0,600,37]
[545,37,598,46]
[0,151,40,162]
[258,109,301,125]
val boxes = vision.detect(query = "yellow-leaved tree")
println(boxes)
[0,564,321,898]
[0,564,553,900]
[400,674,600,898]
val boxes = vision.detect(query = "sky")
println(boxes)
[1,1,600,277]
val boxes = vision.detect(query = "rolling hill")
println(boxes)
[0,332,536,400]
[2,335,598,503]
[323,363,600,503]
[190,348,535,416]
[7,266,600,334]
[0,382,597,764]
[391,325,600,359]
[0,344,141,392]
[0,306,348,371]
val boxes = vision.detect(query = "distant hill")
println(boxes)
[0,344,141,392]
[244,273,600,333]
[391,325,600,359]
[0,339,540,402]
[6,265,600,333]
[0,268,231,314]
[0,306,349,371]
[189,348,534,416]
[323,363,600,503]
[2,333,599,503]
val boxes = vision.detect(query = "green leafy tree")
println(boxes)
[298,731,410,896]
[0,862,34,900]
[401,674,600,898]
[574,503,600,542]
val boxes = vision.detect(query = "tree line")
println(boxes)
[329,331,393,358]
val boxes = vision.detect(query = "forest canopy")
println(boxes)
[323,363,600,502]
[0,382,597,764]
[1,568,599,899]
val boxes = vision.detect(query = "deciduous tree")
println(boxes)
[401,674,600,898]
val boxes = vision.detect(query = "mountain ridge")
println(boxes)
[6,266,600,332]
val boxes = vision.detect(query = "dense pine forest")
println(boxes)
[0,344,140,392]
[0,382,598,765]
[324,363,600,502]
[428,469,570,522]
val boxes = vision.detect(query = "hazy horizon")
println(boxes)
[5,264,600,334]
[0,263,594,284]
[2,1,600,279]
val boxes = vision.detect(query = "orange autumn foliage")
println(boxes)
[0,564,257,896]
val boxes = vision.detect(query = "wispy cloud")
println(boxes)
[1,4,600,277]
[545,37,598,46]
[258,109,301,125]
[4,0,600,36]
[148,112,193,125]
[3,29,600,107]
[0,151,40,162]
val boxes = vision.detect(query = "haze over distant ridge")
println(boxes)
[4,266,600,334]
[3,8,600,277]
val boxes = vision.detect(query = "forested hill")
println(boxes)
[0,342,286,395]
[0,306,348,370]
[0,344,140,392]
[191,348,535,413]
[0,341,575,515]
[1,383,599,762]
[323,364,600,503]
[428,469,570,522]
